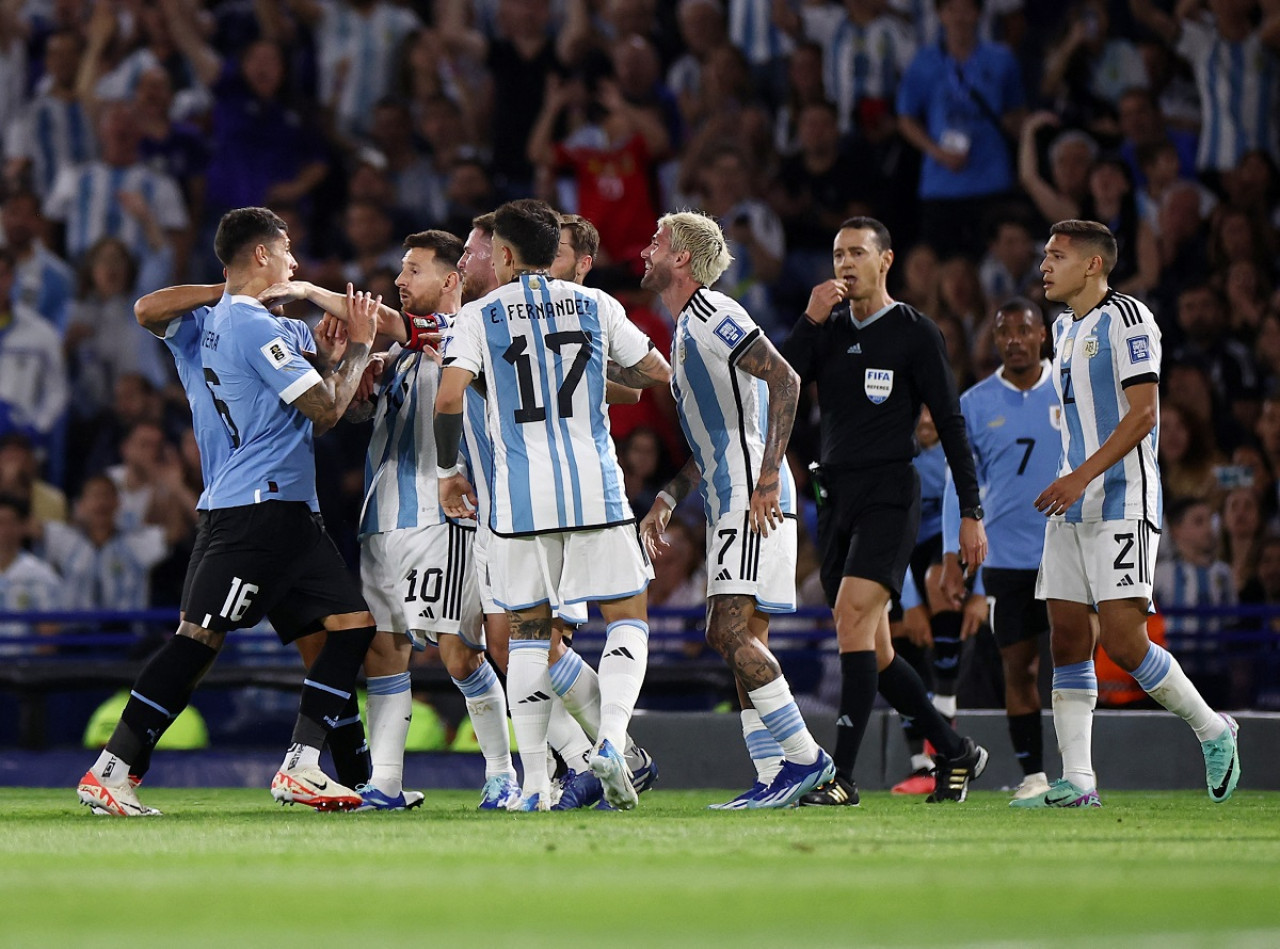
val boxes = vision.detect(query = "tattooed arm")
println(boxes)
[734,334,800,536]
[638,455,702,559]
[291,287,380,436]
[607,348,672,389]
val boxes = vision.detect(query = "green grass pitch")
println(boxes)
[2,788,1278,949]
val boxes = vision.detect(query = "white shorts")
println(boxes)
[1035,518,1159,607]
[490,524,650,614]
[361,522,484,650]
[476,525,591,624]
[705,511,797,613]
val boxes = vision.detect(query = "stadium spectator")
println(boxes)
[1,188,75,332]
[1158,400,1223,506]
[667,0,731,131]
[1130,0,1280,179]
[1018,114,1097,226]
[0,433,67,527]
[64,236,171,423]
[283,0,423,139]
[1153,497,1236,703]
[897,0,1026,258]
[0,494,61,656]
[1221,486,1265,597]
[978,213,1043,306]
[37,473,169,615]
[1115,86,1198,188]
[1039,0,1148,125]
[1221,260,1271,341]
[42,103,189,269]
[771,41,827,158]
[367,98,448,230]
[338,200,403,287]
[105,421,197,544]
[0,2,27,149]
[0,248,69,455]
[1170,284,1262,437]
[3,29,95,199]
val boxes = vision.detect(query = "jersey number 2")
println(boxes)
[503,331,593,423]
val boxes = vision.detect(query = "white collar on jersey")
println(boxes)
[230,294,269,311]
[996,359,1052,393]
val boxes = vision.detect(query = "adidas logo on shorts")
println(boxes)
[1117,575,1135,587]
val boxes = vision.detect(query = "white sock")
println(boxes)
[547,699,593,772]
[548,647,601,741]
[366,672,412,796]
[910,752,934,772]
[453,661,514,779]
[507,641,554,797]
[596,620,649,750]
[748,676,819,766]
[932,693,958,719]
[1052,659,1097,791]
[92,751,130,785]
[741,709,783,784]
[281,742,321,773]
[1130,643,1224,742]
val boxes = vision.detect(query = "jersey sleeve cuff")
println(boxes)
[442,355,482,376]
[1121,372,1159,389]
[728,327,762,366]
[280,368,324,403]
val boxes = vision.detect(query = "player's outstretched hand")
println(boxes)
[345,284,380,347]
[259,281,311,309]
[749,480,782,537]
[639,496,674,561]
[439,473,478,520]
[355,353,387,403]
[803,279,847,325]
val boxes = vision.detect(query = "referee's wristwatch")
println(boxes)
[960,505,984,521]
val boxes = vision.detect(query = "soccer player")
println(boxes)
[543,212,658,810]
[435,199,671,811]
[939,298,1059,802]
[780,217,989,806]
[637,211,835,809]
[122,277,373,793]
[351,229,516,810]
[77,207,380,816]
[1017,219,1240,807]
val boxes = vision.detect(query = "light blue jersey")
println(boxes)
[201,295,324,511]
[943,362,1060,569]
[162,300,315,511]
[914,440,945,543]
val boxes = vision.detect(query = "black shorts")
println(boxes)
[180,510,212,614]
[982,567,1048,648]
[185,501,367,642]
[817,463,920,607]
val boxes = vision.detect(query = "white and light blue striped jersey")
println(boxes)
[12,243,74,331]
[0,551,62,652]
[461,386,493,524]
[444,274,652,536]
[315,0,422,136]
[802,6,914,134]
[201,295,325,511]
[359,344,468,537]
[889,0,1023,47]
[1177,19,1279,172]
[729,0,793,66]
[671,288,797,522]
[162,301,315,511]
[43,161,189,261]
[1051,291,1162,527]
[942,362,1061,569]
[1153,555,1235,639]
[4,94,96,197]
[41,521,167,611]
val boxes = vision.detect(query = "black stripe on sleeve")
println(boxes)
[1121,372,1159,388]
[728,327,762,366]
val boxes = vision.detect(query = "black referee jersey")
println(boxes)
[781,300,981,510]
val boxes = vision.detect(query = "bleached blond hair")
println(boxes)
[658,211,734,287]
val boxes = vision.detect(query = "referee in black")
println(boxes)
[782,217,990,805]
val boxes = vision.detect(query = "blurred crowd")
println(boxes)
[0,0,1278,697]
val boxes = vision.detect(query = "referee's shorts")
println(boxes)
[817,462,920,607]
